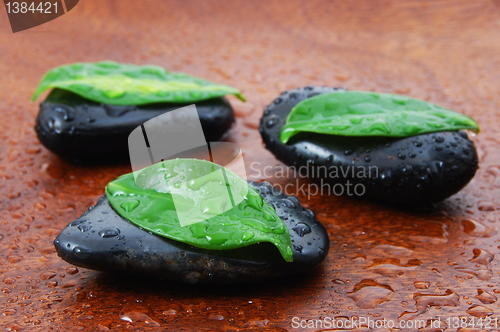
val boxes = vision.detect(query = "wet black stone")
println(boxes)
[54,181,329,284]
[35,89,235,163]
[259,86,479,205]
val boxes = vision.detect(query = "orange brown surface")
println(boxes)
[1,0,500,331]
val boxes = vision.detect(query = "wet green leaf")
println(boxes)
[280,91,479,143]
[32,61,246,105]
[105,159,293,262]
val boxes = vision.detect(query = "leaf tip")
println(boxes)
[236,93,247,102]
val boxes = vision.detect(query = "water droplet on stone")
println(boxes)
[99,228,121,238]
[54,106,75,121]
[402,165,413,175]
[73,246,91,259]
[78,224,92,232]
[433,134,445,143]
[265,116,279,128]
[380,170,393,187]
[292,223,311,237]
[103,104,134,117]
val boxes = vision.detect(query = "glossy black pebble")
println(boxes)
[54,181,329,284]
[35,89,235,162]
[260,86,479,205]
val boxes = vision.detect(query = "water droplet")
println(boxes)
[103,88,125,99]
[478,200,497,211]
[347,279,394,309]
[66,267,79,275]
[476,289,497,304]
[40,271,57,280]
[433,134,445,143]
[400,289,459,318]
[70,219,87,227]
[99,228,121,238]
[364,156,371,162]
[73,247,91,259]
[46,117,55,131]
[162,309,177,316]
[265,116,279,128]
[241,232,254,241]
[462,218,497,237]
[119,303,161,326]
[78,224,92,232]
[280,198,297,209]
[470,248,494,266]
[293,244,303,253]
[466,305,494,318]
[344,150,353,156]
[292,223,311,237]
[54,106,75,121]
[121,200,140,212]
[398,153,406,160]
[380,170,393,187]
[208,314,224,321]
[3,308,17,316]
[414,281,430,289]
[364,258,421,277]
[402,165,413,175]
[455,266,493,281]
[103,104,134,117]
[3,277,16,284]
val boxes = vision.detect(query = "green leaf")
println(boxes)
[32,61,246,105]
[105,159,293,262]
[280,91,479,143]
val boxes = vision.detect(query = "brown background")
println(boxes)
[1,0,500,331]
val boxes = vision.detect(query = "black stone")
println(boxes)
[53,181,329,284]
[35,89,235,162]
[259,86,479,205]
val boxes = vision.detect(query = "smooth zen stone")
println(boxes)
[259,86,479,205]
[35,89,235,162]
[53,181,329,284]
